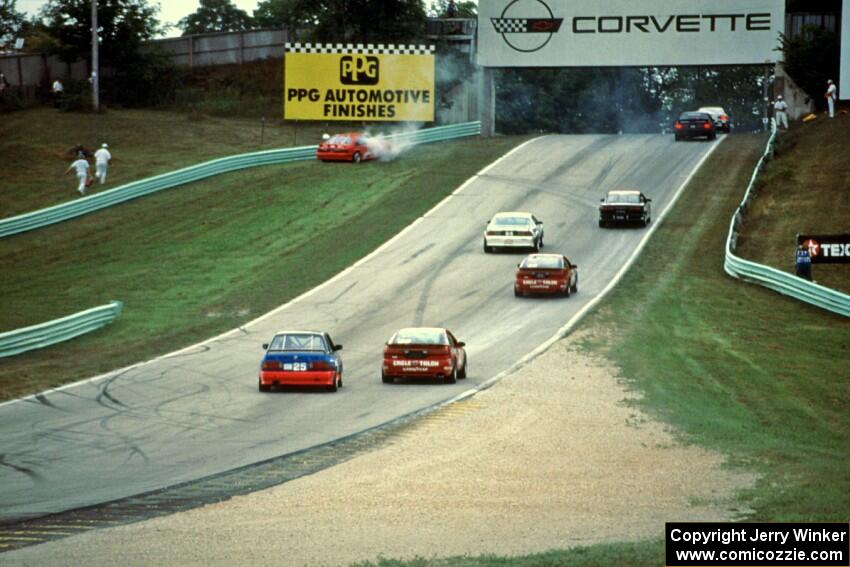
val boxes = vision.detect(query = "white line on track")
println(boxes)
[443,135,726,406]
[0,136,545,410]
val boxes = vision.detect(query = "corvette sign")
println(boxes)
[478,0,785,67]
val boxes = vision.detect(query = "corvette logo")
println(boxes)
[491,0,563,53]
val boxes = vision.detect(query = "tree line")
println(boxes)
[0,0,839,130]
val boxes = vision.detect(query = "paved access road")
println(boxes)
[0,135,719,521]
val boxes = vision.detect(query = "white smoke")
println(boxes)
[362,124,420,161]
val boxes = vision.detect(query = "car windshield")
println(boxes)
[521,256,564,269]
[269,333,327,351]
[389,329,449,345]
[328,135,352,145]
[493,216,531,226]
[606,193,641,204]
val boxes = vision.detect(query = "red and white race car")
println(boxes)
[382,327,467,384]
[514,253,579,297]
[316,132,375,163]
[259,331,344,392]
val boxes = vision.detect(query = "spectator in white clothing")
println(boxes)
[94,143,112,184]
[825,79,837,118]
[51,79,64,108]
[774,95,789,129]
[65,156,90,195]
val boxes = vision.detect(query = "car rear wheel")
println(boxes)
[483,241,492,253]
[564,284,571,298]
[674,134,681,142]
[445,366,457,384]
[259,381,271,393]
[532,238,540,252]
[572,277,578,294]
[328,372,342,392]
[458,359,467,379]
[382,372,393,384]
[352,152,362,163]
[514,286,523,297]
[598,219,606,228]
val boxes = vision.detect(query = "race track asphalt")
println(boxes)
[0,134,719,521]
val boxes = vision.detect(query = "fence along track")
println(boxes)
[0,122,481,239]
[723,120,850,317]
[0,301,123,358]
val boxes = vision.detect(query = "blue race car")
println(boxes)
[259,330,343,392]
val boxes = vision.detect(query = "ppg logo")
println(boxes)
[340,55,379,85]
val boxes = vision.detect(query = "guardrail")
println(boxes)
[0,121,481,239]
[0,301,124,358]
[724,120,850,318]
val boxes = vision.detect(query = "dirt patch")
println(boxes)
[3,331,754,567]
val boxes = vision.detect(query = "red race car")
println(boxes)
[316,132,375,163]
[382,327,467,384]
[514,253,579,297]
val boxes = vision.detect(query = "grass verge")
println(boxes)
[578,133,849,521]
[347,541,662,567]
[336,133,848,567]
[736,114,850,292]
[0,127,525,401]
[0,107,369,217]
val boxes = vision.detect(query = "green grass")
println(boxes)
[576,134,849,522]
[337,133,849,567]
[345,541,662,567]
[0,107,355,217]
[0,109,525,400]
[736,115,850,292]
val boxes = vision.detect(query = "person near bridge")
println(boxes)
[774,95,789,129]
[795,244,812,281]
[825,79,837,118]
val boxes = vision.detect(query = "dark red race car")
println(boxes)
[316,132,375,163]
[674,111,717,141]
[382,327,467,384]
[514,254,579,297]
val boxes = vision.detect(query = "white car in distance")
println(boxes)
[483,212,544,253]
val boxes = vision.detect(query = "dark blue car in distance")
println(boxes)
[674,111,717,141]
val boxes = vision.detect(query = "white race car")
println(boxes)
[483,212,544,253]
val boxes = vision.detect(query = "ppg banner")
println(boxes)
[284,43,435,122]
[478,0,785,67]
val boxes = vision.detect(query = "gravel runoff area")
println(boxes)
[4,331,755,567]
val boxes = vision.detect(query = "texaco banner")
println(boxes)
[797,234,850,264]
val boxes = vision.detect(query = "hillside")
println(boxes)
[737,113,850,293]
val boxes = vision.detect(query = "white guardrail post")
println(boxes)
[0,301,124,357]
[723,120,850,317]
[0,122,481,239]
